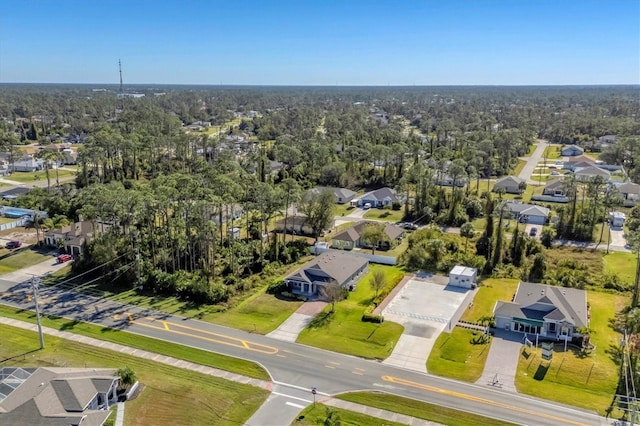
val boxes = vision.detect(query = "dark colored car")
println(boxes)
[529,227,538,237]
[57,254,73,263]
[5,240,22,249]
[403,222,419,230]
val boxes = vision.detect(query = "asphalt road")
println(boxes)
[518,139,548,184]
[0,273,610,426]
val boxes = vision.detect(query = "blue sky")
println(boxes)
[1,0,638,85]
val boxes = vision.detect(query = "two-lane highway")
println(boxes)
[0,276,609,426]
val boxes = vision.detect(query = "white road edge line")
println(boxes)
[285,401,306,409]
[272,381,331,396]
[272,392,312,404]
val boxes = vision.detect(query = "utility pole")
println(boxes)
[31,275,45,349]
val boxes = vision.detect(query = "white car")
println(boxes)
[363,203,372,210]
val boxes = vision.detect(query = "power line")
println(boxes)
[46,251,132,291]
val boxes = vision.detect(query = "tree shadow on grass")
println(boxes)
[308,311,334,329]
[59,320,80,331]
[533,362,550,381]
[358,296,375,307]
[0,349,41,364]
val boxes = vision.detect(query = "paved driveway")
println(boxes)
[518,139,547,184]
[381,276,474,372]
[609,226,627,248]
[476,329,523,392]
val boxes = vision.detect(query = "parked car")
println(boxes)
[550,171,560,175]
[363,203,372,210]
[529,227,538,237]
[5,240,22,249]
[57,254,72,263]
[403,222,418,230]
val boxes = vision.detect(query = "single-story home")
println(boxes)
[561,144,584,157]
[331,221,404,251]
[494,282,588,340]
[563,155,595,171]
[618,181,640,205]
[493,176,526,194]
[44,221,104,255]
[574,165,611,182]
[9,157,44,172]
[505,202,550,225]
[434,173,467,188]
[353,187,400,208]
[448,265,477,289]
[609,211,626,228]
[0,367,119,426]
[306,187,357,204]
[542,178,566,197]
[273,215,318,236]
[285,252,369,296]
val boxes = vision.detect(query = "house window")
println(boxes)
[548,323,556,332]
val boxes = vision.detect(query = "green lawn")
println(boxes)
[364,208,404,223]
[0,324,268,426]
[511,159,527,176]
[603,251,636,286]
[543,145,562,159]
[0,305,269,380]
[7,169,76,183]
[336,392,515,426]
[334,203,359,217]
[296,265,405,359]
[0,248,54,274]
[461,278,519,323]
[427,327,491,382]
[294,403,405,426]
[515,290,625,415]
[0,217,18,224]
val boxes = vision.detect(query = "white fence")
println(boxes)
[0,218,27,231]
[311,245,397,265]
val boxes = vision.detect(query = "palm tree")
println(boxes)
[460,222,475,254]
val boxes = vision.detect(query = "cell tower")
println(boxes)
[118,59,123,95]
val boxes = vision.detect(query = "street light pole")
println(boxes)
[31,275,45,349]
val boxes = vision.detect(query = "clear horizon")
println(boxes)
[1,0,638,86]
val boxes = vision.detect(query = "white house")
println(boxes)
[561,145,584,157]
[493,176,526,194]
[609,211,626,228]
[448,265,477,289]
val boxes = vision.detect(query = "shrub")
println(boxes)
[362,305,384,323]
[266,279,287,294]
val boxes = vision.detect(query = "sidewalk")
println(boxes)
[267,300,326,342]
[2,316,436,426]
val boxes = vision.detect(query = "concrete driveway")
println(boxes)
[0,256,69,292]
[381,275,475,372]
[609,226,627,248]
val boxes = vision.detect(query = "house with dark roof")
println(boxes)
[284,252,369,296]
[273,215,330,236]
[618,181,640,206]
[494,282,588,340]
[330,221,404,251]
[354,187,400,208]
[493,176,526,194]
[306,187,357,205]
[562,155,596,171]
[0,367,119,426]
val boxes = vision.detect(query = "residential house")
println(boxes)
[331,221,404,251]
[434,173,467,187]
[618,181,640,206]
[574,165,611,182]
[285,252,369,296]
[306,187,356,205]
[0,367,119,426]
[494,282,588,340]
[0,159,8,176]
[563,155,595,171]
[44,221,104,255]
[542,178,566,197]
[0,186,30,200]
[609,211,626,228]
[493,176,526,194]
[227,227,241,239]
[354,187,400,208]
[9,156,44,172]
[561,144,584,157]
[273,215,324,236]
[505,201,550,225]
[448,265,477,289]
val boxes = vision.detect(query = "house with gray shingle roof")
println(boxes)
[542,177,566,197]
[331,221,405,251]
[355,187,400,208]
[574,165,611,182]
[504,201,550,225]
[285,251,369,296]
[0,367,119,426]
[306,187,357,204]
[561,144,584,157]
[494,282,588,340]
[493,176,526,194]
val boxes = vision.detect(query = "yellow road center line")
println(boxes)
[381,376,588,426]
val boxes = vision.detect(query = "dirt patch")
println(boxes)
[0,228,37,243]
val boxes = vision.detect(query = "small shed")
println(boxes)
[227,227,241,239]
[609,211,626,228]
[449,265,477,289]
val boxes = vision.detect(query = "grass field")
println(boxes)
[603,251,636,286]
[543,145,562,159]
[0,248,54,274]
[295,403,405,426]
[0,305,269,380]
[515,290,625,415]
[0,324,268,426]
[336,392,515,426]
[296,265,405,359]
[334,202,359,217]
[0,217,17,224]
[427,327,491,382]
[461,278,519,323]
[512,159,527,177]
[7,169,76,183]
[364,208,404,223]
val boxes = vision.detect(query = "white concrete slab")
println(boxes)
[266,313,314,342]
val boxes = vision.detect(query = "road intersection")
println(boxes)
[0,270,610,426]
